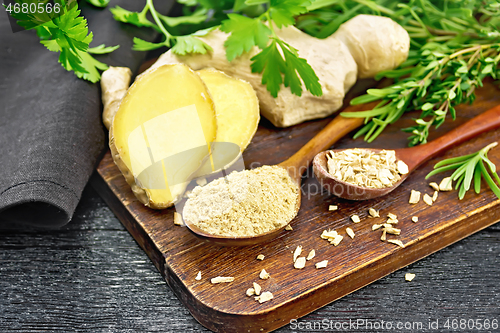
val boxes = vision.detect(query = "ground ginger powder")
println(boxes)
[182,166,299,237]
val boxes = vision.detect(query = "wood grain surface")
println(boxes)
[92,81,500,332]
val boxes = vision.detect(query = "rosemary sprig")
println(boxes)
[425,142,500,200]
[303,0,500,146]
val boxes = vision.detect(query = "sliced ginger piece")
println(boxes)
[195,68,259,175]
[197,68,259,151]
[110,64,217,209]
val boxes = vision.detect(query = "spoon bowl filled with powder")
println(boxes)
[182,165,300,246]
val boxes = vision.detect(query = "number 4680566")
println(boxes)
[444,318,498,330]
[4,2,61,14]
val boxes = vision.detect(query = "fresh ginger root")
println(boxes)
[101,66,132,130]
[332,15,410,78]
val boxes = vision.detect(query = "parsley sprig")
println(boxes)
[426,142,500,200]
[7,0,118,83]
[221,1,322,97]
[112,0,322,98]
[110,0,213,55]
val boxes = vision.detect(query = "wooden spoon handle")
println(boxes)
[279,102,378,179]
[405,104,500,168]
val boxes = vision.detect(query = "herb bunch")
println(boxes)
[112,0,322,98]
[111,0,213,55]
[426,142,500,200]
[7,0,118,83]
[330,0,500,146]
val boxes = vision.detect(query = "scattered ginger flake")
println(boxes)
[321,229,343,246]
[351,215,361,223]
[432,190,438,202]
[183,190,192,198]
[173,212,184,226]
[253,282,261,296]
[331,235,343,246]
[372,224,383,231]
[385,226,401,235]
[293,245,302,263]
[246,288,255,296]
[429,182,440,191]
[387,239,405,248]
[409,190,421,204]
[256,254,265,261]
[346,227,355,239]
[256,291,273,303]
[386,218,398,224]
[211,276,234,284]
[195,271,202,281]
[387,213,398,220]
[196,177,207,186]
[294,257,306,269]
[439,177,453,191]
[397,160,409,174]
[285,224,293,231]
[381,229,387,241]
[368,208,380,218]
[412,216,419,223]
[405,273,416,281]
[321,230,338,239]
[423,193,433,206]
[259,269,270,280]
[306,249,315,261]
[329,205,338,211]
[315,260,328,269]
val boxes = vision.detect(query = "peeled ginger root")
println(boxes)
[101,66,132,130]
[110,64,217,209]
[332,15,410,79]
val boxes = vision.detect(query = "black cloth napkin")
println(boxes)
[0,0,174,227]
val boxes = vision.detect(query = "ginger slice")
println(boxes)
[110,64,217,209]
[197,68,259,152]
[195,68,259,175]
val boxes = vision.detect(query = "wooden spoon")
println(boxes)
[182,102,378,246]
[313,104,500,201]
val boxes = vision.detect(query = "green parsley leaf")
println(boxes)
[245,0,269,5]
[85,0,110,8]
[171,35,213,55]
[73,49,109,83]
[88,44,120,54]
[251,38,321,97]
[158,11,208,27]
[132,37,169,51]
[269,0,311,28]
[280,40,322,96]
[110,6,158,30]
[251,39,286,97]
[221,13,271,61]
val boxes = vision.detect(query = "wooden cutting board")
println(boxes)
[92,81,500,333]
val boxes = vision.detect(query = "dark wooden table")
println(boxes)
[1,179,499,332]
